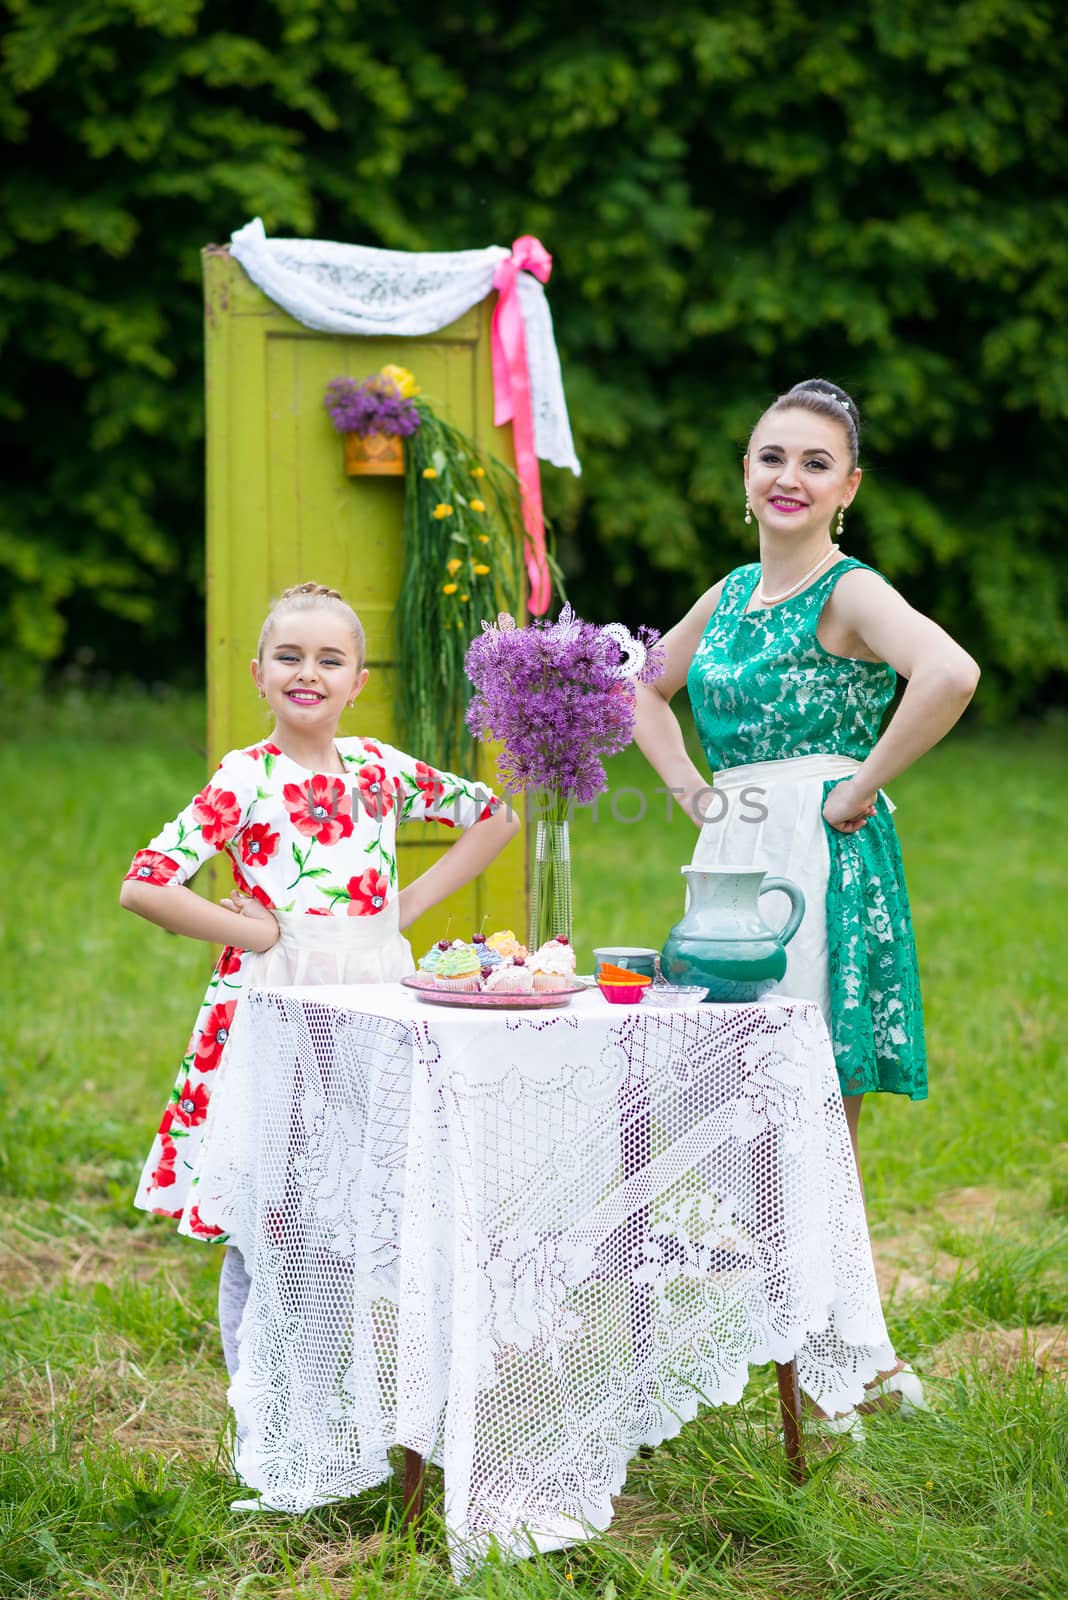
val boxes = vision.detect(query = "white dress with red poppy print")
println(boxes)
[127,736,499,1238]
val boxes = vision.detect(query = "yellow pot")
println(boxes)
[342,431,405,476]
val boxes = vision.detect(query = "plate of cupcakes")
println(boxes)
[402,931,584,1009]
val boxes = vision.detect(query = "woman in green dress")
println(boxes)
[635,377,979,1421]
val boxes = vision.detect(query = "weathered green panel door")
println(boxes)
[202,246,526,950]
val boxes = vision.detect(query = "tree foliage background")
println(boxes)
[2,0,1066,715]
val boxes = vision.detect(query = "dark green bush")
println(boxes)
[2,0,1066,714]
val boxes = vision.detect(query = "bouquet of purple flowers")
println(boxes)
[324,368,422,438]
[465,606,665,946]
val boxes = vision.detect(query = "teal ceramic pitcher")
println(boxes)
[660,865,806,1003]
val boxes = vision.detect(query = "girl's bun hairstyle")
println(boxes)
[258,582,366,665]
[757,377,862,467]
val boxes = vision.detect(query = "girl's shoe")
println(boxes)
[811,1407,866,1444]
[860,1362,929,1416]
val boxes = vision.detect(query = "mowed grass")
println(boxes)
[1,690,1067,1600]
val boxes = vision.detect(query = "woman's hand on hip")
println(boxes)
[219,891,281,953]
[822,778,878,834]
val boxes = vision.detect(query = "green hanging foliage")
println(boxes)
[396,402,524,772]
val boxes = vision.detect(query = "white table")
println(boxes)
[192,985,893,1577]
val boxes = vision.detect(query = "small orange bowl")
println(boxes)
[598,980,646,1006]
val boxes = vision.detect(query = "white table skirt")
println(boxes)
[191,985,893,1576]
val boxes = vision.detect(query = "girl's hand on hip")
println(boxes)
[822,778,878,834]
[219,891,281,953]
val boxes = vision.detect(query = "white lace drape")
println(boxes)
[193,987,892,1577]
[229,218,580,477]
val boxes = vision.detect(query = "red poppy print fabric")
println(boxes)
[129,736,500,1238]
[282,774,355,845]
[193,785,243,848]
[125,849,180,886]
[345,868,390,916]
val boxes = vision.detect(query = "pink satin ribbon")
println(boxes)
[491,236,553,615]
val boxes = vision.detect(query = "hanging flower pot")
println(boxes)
[326,366,421,479]
[342,430,405,476]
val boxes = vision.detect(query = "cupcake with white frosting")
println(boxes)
[483,957,534,995]
[530,936,577,992]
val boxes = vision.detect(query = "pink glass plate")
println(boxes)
[400,974,583,1010]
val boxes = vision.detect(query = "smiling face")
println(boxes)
[744,407,861,540]
[250,608,368,742]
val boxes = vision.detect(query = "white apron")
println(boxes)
[691,753,893,1028]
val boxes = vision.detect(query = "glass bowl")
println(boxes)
[642,984,708,1009]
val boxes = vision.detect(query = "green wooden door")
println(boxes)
[202,246,527,950]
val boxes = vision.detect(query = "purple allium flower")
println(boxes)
[324,376,422,437]
[464,608,666,803]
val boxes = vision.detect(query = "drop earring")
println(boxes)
[745,494,753,527]
[836,506,845,540]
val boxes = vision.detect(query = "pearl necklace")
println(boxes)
[756,544,838,606]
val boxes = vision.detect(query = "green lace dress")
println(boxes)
[686,558,927,1100]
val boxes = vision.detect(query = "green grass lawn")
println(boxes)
[1,691,1066,1599]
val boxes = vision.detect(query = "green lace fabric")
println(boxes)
[687,561,896,768]
[687,560,928,1101]
[824,786,928,1099]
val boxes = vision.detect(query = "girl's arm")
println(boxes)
[119,879,280,953]
[397,806,521,931]
[633,580,724,827]
[822,570,980,832]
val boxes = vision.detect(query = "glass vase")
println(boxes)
[528,814,572,952]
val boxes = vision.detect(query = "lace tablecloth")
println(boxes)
[192,986,893,1575]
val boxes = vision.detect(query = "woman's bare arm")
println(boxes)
[634,580,724,826]
[821,571,980,830]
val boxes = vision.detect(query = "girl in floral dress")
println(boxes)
[635,380,979,1427]
[121,582,519,1390]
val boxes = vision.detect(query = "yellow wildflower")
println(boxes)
[379,363,419,398]
[478,534,490,544]
[471,465,486,478]
[442,582,458,595]
[473,562,491,576]
[422,467,438,480]
[469,498,486,513]
[446,558,463,575]
[432,503,454,520]
[459,592,470,602]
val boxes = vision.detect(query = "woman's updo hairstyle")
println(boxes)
[755,378,861,470]
[257,582,366,667]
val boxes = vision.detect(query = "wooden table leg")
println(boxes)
[775,1359,806,1483]
[401,1448,426,1529]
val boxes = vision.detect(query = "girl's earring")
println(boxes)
[744,494,753,526]
[836,506,845,540]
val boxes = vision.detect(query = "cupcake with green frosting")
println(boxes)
[436,940,482,992]
[416,942,447,986]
